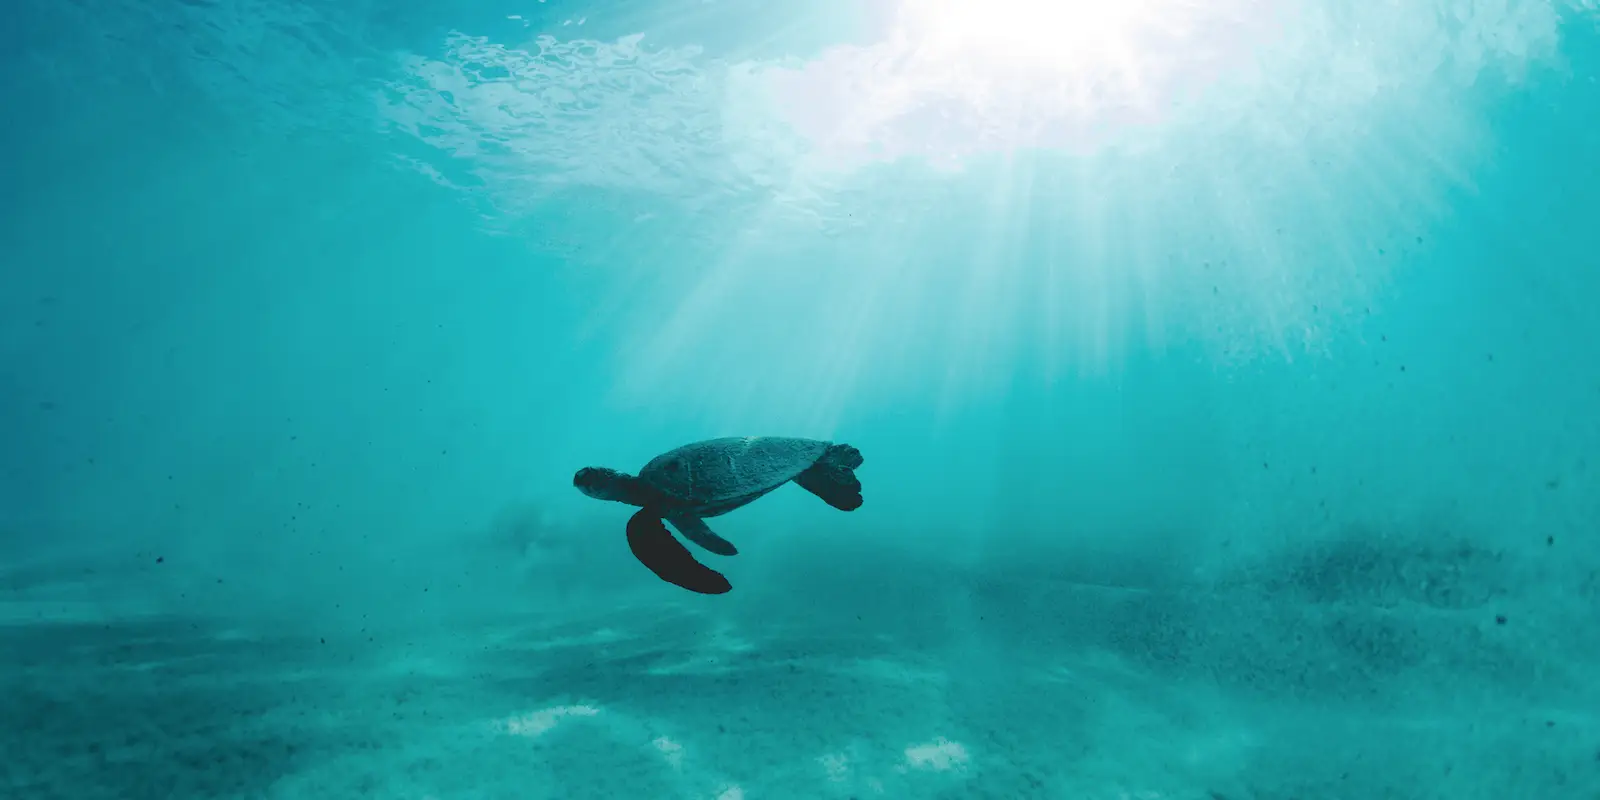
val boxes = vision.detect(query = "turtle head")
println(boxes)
[573,466,642,504]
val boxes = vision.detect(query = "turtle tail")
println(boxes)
[795,443,864,511]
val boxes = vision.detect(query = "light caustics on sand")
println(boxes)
[493,701,975,796]
[379,0,1569,425]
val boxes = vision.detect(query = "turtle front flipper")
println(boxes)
[626,509,732,595]
[665,514,738,556]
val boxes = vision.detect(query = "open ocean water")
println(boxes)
[3,0,1600,798]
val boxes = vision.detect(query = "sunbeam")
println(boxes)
[381,0,1568,428]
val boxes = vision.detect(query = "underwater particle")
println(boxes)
[156,556,164,564]
[1495,615,1507,625]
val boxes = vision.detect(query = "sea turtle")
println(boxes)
[573,436,865,594]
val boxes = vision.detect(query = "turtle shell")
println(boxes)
[638,436,830,515]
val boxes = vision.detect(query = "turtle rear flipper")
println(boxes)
[666,514,738,556]
[795,443,864,511]
[626,510,732,594]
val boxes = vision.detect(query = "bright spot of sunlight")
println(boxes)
[750,0,1281,170]
[901,0,1161,71]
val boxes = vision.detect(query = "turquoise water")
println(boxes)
[4,0,1600,797]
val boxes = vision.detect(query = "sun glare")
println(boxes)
[899,0,1162,71]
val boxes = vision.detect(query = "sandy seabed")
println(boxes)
[3,533,1597,800]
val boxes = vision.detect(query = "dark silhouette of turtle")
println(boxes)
[573,436,864,594]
